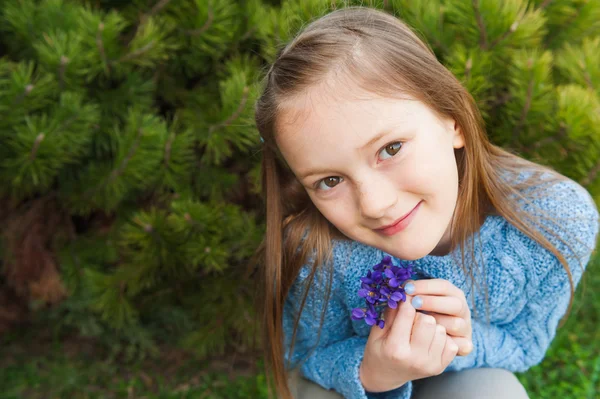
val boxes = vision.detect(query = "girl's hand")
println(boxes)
[403,279,473,356]
[359,296,459,393]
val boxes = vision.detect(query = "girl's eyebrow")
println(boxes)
[360,130,389,151]
[299,168,331,180]
[298,130,391,179]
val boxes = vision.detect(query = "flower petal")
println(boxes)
[351,308,366,319]
[390,291,404,302]
[372,271,383,283]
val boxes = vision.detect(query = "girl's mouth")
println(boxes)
[375,201,423,236]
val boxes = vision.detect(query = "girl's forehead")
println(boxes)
[274,90,441,176]
[276,86,424,141]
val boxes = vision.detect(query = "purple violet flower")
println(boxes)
[351,255,415,329]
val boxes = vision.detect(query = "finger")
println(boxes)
[404,279,465,300]
[441,336,459,368]
[388,295,416,347]
[428,313,469,336]
[402,279,417,295]
[429,324,447,356]
[410,313,437,351]
[368,302,401,341]
[374,305,398,337]
[448,336,473,357]
[412,295,466,317]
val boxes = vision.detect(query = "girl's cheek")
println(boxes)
[334,201,359,228]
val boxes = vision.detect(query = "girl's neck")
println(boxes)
[428,210,490,257]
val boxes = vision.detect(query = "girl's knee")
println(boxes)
[285,368,344,399]
[413,368,529,399]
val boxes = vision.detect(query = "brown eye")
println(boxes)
[316,176,343,191]
[380,142,403,160]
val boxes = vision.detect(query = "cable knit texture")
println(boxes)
[282,171,599,399]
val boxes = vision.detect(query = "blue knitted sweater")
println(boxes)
[282,174,599,399]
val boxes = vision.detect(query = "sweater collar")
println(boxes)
[386,214,506,282]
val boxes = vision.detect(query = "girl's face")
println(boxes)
[275,83,465,260]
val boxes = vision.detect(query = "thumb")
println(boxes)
[370,304,397,340]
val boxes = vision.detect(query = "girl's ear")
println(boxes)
[451,121,465,149]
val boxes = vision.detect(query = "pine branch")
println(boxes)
[112,42,155,64]
[465,57,473,82]
[184,7,214,36]
[181,212,205,248]
[578,60,596,91]
[104,128,143,187]
[124,0,173,45]
[29,133,45,160]
[208,86,250,134]
[489,91,513,108]
[539,0,554,10]
[96,22,110,74]
[59,56,69,90]
[136,219,167,270]
[84,127,144,200]
[520,123,568,155]
[12,84,34,107]
[54,114,81,136]
[472,0,489,50]
[489,20,519,49]
[581,160,600,186]
[164,130,176,167]
[240,27,257,42]
[140,0,173,25]
[511,60,535,146]
[545,1,585,46]
[560,1,585,27]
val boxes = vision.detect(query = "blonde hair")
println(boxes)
[247,6,592,399]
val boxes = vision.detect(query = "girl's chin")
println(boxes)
[378,238,437,261]
[342,229,439,259]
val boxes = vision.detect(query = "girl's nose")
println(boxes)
[357,178,397,220]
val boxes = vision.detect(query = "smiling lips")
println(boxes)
[375,201,423,235]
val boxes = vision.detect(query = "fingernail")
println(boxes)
[465,341,473,353]
[412,296,422,309]
[404,282,415,295]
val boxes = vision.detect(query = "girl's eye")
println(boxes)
[317,176,342,191]
[379,141,403,160]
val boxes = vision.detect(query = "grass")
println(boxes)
[517,250,600,398]
[0,340,268,399]
[1,252,598,398]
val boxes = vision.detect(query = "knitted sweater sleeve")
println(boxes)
[283,240,411,399]
[446,179,599,373]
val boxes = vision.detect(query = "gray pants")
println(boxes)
[287,367,529,398]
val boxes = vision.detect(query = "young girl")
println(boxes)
[250,6,599,399]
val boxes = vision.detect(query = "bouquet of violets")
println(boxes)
[351,255,414,329]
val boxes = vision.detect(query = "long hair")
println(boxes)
[247,6,593,399]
